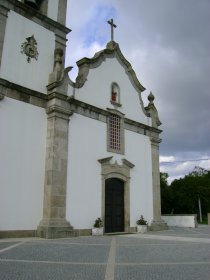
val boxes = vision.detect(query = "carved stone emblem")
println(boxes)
[21,35,39,63]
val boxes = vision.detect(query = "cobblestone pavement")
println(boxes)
[0,226,210,280]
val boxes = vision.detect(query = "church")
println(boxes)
[0,0,167,238]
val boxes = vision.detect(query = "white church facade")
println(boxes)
[0,0,167,238]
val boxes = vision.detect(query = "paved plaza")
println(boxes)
[0,226,210,280]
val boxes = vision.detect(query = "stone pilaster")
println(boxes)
[37,95,74,238]
[57,0,68,25]
[150,137,168,231]
[0,4,9,67]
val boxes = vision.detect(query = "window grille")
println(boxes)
[109,114,121,151]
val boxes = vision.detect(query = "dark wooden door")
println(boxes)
[105,178,124,233]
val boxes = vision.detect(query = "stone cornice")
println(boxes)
[74,41,145,93]
[68,98,162,136]
[122,159,135,168]
[46,104,72,120]
[125,118,162,134]
[0,78,47,107]
[47,91,68,101]
[0,77,161,137]
[98,156,113,164]
[150,137,162,145]
[1,0,71,35]
[68,98,110,120]
[0,79,72,107]
[98,156,134,178]
[106,108,125,118]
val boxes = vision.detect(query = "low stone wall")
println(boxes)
[0,230,37,239]
[208,213,210,225]
[162,214,198,228]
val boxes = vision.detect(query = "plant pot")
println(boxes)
[137,225,148,234]
[92,227,103,236]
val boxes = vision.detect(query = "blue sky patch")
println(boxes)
[82,5,117,48]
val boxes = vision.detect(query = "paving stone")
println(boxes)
[116,243,210,263]
[0,262,106,280]
[116,236,187,245]
[0,226,210,280]
[0,242,110,263]
[48,236,112,245]
[115,264,210,280]
[0,242,20,251]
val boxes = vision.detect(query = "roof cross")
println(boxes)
[107,18,117,42]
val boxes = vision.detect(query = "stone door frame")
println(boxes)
[98,157,134,233]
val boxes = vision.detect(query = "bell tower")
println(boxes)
[0,0,73,238]
[22,0,41,10]
[0,0,70,94]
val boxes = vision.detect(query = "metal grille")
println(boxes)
[109,114,121,150]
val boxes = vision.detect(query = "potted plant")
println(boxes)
[136,215,148,233]
[92,218,103,236]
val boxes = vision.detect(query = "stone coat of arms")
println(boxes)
[21,35,39,63]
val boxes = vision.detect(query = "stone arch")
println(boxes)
[98,157,134,233]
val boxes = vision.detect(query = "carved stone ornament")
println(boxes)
[21,35,39,63]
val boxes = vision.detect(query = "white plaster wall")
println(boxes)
[125,130,153,226]
[68,57,150,125]
[0,98,47,230]
[66,114,105,229]
[0,11,54,94]
[162,215,197,228]
[66,114,153,229]
[47,0,59,21]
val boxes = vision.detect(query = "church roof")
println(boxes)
[75,41,146,92]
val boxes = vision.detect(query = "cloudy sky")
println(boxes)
[65,0,210,183]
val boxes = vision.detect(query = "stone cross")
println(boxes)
[107,18,117,41]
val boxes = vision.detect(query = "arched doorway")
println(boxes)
[105,178,124,233]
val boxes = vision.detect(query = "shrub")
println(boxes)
[93,218,103,228]
[136,215,148,225]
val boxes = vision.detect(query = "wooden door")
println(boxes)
[105,178,124,233]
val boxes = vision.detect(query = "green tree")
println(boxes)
[160,172,173,214]
[170,166,210,220]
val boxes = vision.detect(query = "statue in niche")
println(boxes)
[111,83,119,103]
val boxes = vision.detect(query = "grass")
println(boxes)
[197,217,208,225]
